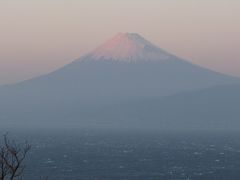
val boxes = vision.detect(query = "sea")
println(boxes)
[1,128,240,180]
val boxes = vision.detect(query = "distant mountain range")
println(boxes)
[0,33,239,129]
[97,84,240,130]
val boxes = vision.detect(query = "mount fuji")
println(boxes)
[0,33,239,127]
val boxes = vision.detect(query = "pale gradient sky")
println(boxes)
[0,0,239,85]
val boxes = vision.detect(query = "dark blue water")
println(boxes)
[1,129,240,180]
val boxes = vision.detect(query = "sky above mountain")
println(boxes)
[0,0,239,84]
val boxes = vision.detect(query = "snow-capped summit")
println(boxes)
[86,33,172,62]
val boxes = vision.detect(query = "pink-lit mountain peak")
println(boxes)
[88,33,172,62]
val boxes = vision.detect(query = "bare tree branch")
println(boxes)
[0,134,31,180]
